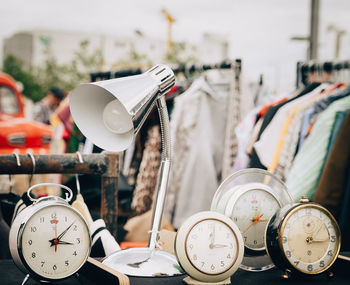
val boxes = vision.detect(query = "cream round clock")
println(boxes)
[211,168,293,271]
[175,211,244,284]
[9,183,91,283]
[265,197,341,278]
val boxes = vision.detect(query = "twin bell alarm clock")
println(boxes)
[9,183,91,283]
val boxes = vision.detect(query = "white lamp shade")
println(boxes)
[69,65,175,152]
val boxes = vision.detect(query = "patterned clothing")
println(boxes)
[131,125,161,215]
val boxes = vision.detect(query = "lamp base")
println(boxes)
[102,247,182,277]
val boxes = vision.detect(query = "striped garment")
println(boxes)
[286,94,350,201]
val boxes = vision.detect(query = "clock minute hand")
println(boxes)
[57,221,75,240]
[212,244,228,248]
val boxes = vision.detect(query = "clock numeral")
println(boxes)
[282,236,287,243]
[73,251,77,256]
[233,217,238,222]
[227,253,231,259]
[51,213,57,219]
[189,244,194,250]
[221,261,225,267]
[53,264,57,271]
[286,250,291,258]
[32,252,36,258]
[244,236,247,242]
[320,260,325,268]
[40,217,44,223]
[30,226,37,232]
[307,265,313,272]
[331,236,336,242]
[307,250,312,256]
[65,216,68,222]
[28,240,33,245]
[41,261,45,267]
[73,225,78,231]
[201,262,205,268]
[193,254,197,260]
[65,260,69,266]
[327,250,333,256]
[294,261,299,266]
[253,240,257,245]
[211,264,215,270]
[76,238,81,244]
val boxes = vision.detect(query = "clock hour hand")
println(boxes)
[57,240,74,245]
[49,239,74,247]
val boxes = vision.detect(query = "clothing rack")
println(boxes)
[296,60,350,89]
[90,60,239,82]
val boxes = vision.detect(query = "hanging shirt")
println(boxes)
[286,94,350,201]
[254,84,328,168]
[164,75,230,228]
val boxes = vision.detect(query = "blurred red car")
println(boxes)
[0,72,53,154]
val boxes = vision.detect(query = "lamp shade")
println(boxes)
[70,65,175,152]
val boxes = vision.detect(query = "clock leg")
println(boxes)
[21,274,30,285]
[281,269,292,279]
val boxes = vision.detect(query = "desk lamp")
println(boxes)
[69,65,181,276]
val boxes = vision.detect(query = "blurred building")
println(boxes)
[3,29,229,71]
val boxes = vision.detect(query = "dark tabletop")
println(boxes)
[1,254,349,285]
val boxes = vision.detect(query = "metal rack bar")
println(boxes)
[0,152,121,238]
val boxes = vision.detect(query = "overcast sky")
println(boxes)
[1,0,350,91]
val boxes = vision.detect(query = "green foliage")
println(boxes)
[3,55,44,102]
[2,40,104,102]
[164,41,198,65]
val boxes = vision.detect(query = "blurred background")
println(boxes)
[1,0,349,96]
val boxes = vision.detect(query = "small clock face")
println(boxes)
[186,219,237,274]
[280,205,341,274]
[20,205,90,280]
[230,188,280,251]
[175,211,244,283]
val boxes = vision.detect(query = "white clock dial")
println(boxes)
[175,211,244,283]
[20,205,90,280]
[281,205,340,274]
[186,219,237,274]
[230,188,280,251]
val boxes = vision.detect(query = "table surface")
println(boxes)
[1,256,349,285]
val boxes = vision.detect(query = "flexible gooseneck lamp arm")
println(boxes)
[148,95,171,250]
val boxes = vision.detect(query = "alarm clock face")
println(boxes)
[175,211,244,283]
[19,204,91,280]
[280,204,341,275]
[186,219,237,274]
[230,188,281,252]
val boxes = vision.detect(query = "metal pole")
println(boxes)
[309,0,320,60]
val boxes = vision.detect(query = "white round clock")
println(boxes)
[175,211,244,283]
[9,183,91,282]
[211,168,293,271]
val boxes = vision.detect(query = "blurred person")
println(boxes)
[32,86,65,124]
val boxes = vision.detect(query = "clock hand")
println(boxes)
[242,213,264,235]
[211,244,228,248]
[56,240,74,245]
[250,218,269,222]
[54,223,58,252]
[57,221,75,240]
